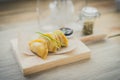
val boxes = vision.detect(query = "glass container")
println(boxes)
[36,0,74,33]
[79,7,100,35]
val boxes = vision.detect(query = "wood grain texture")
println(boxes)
[0,0,120,80]
[11,39,90,75]
[0,15,120,80]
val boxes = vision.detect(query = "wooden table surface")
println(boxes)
[0,0,120,80]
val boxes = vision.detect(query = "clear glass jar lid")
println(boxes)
[80,7,100,18]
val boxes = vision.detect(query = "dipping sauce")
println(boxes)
[60,27,73,36]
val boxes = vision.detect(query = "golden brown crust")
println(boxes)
[44,33,58,52]
[29,30,68,59]
[54,30,68,47]
[29,39,48,59]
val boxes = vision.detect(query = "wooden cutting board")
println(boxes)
[11,39,91,76]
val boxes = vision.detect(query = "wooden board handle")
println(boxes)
[80,34,107,44]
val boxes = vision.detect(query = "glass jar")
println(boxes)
[49,0,74,27]
[79,7,100,35]
[36,0,80,39]
[36,0,74,33]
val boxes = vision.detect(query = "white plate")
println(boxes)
[53,39,77,54]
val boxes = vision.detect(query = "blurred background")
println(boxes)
[0,1,120,80]
[0,0,117,31]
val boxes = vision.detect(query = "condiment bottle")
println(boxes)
[79,7,100,35]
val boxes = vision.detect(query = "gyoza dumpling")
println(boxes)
[52,32,62,49]
[54,30,68,47]
[44,33,58,52]
[29,39,48,59]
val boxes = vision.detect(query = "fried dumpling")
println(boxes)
[29,30,68,59]
[44,33,58,52]
[29,39,48,59]
[54,30,68,47]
